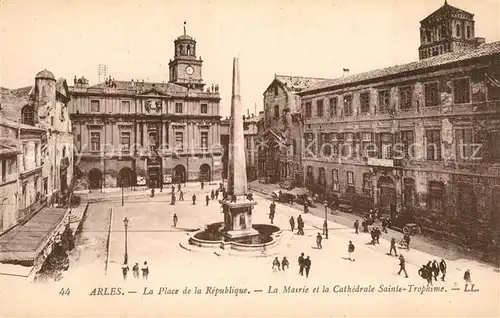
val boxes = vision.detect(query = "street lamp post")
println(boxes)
[123,217,129,264]
[324,200,329,239]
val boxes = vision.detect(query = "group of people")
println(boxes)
[418,260,448,285]
[121,261,149,280]
[272,256,289,272]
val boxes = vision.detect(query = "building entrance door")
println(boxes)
[148,167,161,188]
[377,176,396,213]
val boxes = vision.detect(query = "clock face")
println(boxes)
[185,66,194,75]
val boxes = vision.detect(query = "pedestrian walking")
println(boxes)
[425,263,433,286]
[121,263,129,280]
[281,257,289,271]
[192,194,196,205]
[215,189,219,199]
[179,190,184,201]
[272,257,281,272]
[206,195,210,206]
[298,253,305,276]
[173,213,178,227]
[354,220,359,234]
[316,232,322,249]
[171,193,176,205]
[464,269,472,288]
[132,262,139,279]
[374,227,381,244]
[297,221,304,235]
[322,220,328,236]
[382,218,388,233]
[439,259,447,281]
[403,233,411,250]
[269,210,275,224]
[398,254,409,278]
[348,241,355,261]
[211,189,215,200]
[304,256,311,278]
[151,188,155,198]
[389,238,398,256]
[361,219,368,233]
[141,261,149,279]
[370,228,376,245]
[289,216,295,232]
[303,203,309,214]
[201,181,204,190]
[431,260,440,281]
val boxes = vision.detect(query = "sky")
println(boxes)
[1,0,499,117]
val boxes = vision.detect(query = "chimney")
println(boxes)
[342,68,350,77]
[475,37,486,47]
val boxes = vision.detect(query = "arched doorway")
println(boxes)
[199,164,211,182]
[173,165,186,184]
[377,175,396,214]
[118,167,134,188]
[88,169,102,189]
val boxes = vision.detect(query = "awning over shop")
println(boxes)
[0,208,69,265]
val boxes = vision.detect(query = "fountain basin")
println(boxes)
[189,222,282,252]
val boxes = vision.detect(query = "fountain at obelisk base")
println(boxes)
[188,58,282,251]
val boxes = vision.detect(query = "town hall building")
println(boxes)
[68,29,223,189]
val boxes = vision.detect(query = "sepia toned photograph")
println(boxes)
[0,0,499,317]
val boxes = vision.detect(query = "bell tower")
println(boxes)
[168,22,204,90]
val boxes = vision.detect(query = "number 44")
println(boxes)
[59,288,70,296]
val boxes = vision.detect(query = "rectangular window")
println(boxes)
[1,160,6,182]
[201,104,208,114]
[399,86,413,110]
[316,100,324,117]
[329,97,337,117]
[320,133,331,156]
[453,78,470,104]
[120,131,131,151]
[175,103,183,113]
[274,105,279,118]
[400,130,415,159]
[330,133,339,156]
[305,102,312,118]
[346,171,355,194]
[378,90,390,113]
[331,169,339,191]
[201,131,208,149]
[121,100,131,113]
[362,132,376,158]
[490,132,500,160]
[34,143,39,166]
[360,92,370,114]
[343,95,352,116]
[426,130,441,161]
[90,100,100,112]
[455,128,479,161]
[380,133,393,159]
[175,132,184,150]
[428,181,444,211]
[424,82,439,107]
[90,132,101,151]
[362,172,372,196]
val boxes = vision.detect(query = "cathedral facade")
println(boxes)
[69,30,222,189]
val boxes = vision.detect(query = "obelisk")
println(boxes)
[222,57,258,240]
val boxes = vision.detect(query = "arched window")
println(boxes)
[186,44,191,55]
[456,23,461,37]
[22,105,34,126]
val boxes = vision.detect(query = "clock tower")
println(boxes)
[168,23,204,90]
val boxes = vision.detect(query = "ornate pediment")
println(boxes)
[138,87,169,97]
[144,99,163,113]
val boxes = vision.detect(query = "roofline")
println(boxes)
[275,74,332,81]
[298,51,500,96]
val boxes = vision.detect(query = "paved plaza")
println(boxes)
[2,186,499,316]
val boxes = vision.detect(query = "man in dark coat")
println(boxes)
[289,216,295,232]
[439,259,447,281]
[211,189,215,200]
[281,257,289,271]
[398,254,409,278]
[206,195,210,206]
[464,269,472,288]
[171,193,176,205]
[389,238,398,256]
[316,232,323,249]
[304,256,311,278]
[322,220,328,236]
[179,190,184,201]
[382,218,388,233]
[192,194,196,205]
[354,220,359,234]
[431,260,440,281]
[348,241,355,261]
[173,213,178,227]
[298,253,305,276]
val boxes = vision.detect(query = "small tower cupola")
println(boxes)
[174,21,197,59]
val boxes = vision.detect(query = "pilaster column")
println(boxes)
[162,121,167,148]
[143,122,148,149]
